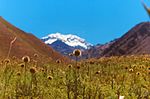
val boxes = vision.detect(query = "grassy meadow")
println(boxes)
[0,55,150,99]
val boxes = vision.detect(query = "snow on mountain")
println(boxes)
[42,32,93,49]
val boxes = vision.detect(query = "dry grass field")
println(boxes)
[0,54,149,99]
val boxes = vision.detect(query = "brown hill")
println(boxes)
[0,16,68,62]
[82,40,116,59]
[102,22,150,56]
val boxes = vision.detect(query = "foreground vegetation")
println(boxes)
[0,55,150,99]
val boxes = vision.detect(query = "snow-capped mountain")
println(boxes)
[41,32,93,56]
[42,32,92,49]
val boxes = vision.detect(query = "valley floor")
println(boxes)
[0,55,149,99]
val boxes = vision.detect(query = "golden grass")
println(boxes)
[0,55,149,98]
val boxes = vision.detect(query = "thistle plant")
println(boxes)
[30,67,38,97]
[22,55,30,94]
[0,54,149,98]
[73,49,81,99]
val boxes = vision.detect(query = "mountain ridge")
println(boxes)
[0,17,69,62]
[101,22,150,56]
[42,33,93,56]
[41,22,150,59]
[42,32,92,49]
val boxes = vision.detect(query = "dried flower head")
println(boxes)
[90,61,94,64]
[148,67,150,70]
[77,65,80,69]
[34,54,38,58]
[56,59,61,64]
[4,59,10,64]
[1,60,4,64]
[125,66,128,70]
[20,63,25,68]
[95,71,101,74]
[30,67,37,74]
[22,56,30,63]
[68,64,72,68]
[136,72,140,75]
[16,72,21,76]
[129,68,134,72]
[12,56,17,60]
[139,65,144,69]
[40,68,45,72]
[131,64,136,68]
[73,49,81,57]
[47,76,53,80]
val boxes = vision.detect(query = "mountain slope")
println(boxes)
[82,39,117,58]
[0,17,68,62]
[102,22,150,56]
[42,33,92,55]
[49,40,75,55]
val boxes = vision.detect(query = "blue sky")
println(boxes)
[0,0,149,45]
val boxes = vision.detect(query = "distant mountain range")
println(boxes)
[41,32,118,58]
[42,22,150,58]
[41,33,92,56]
[1,16,150,61]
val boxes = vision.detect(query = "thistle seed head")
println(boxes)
[22,56,30,63]
[73,49,81,57]
[30,67,37,74]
